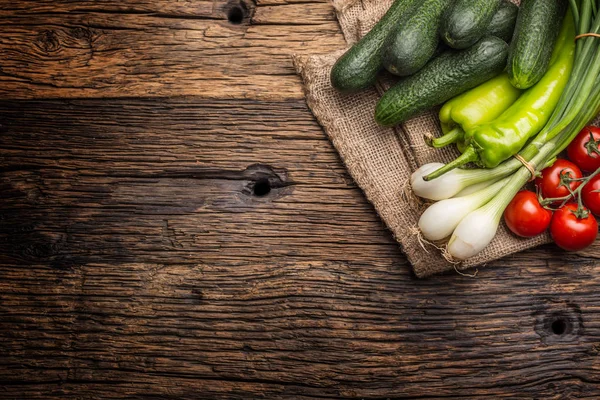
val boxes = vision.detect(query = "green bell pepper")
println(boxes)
[433,73,522,149]
[426,12,575,180]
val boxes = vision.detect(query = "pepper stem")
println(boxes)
[431,127,463,148]
[423,146,479,181]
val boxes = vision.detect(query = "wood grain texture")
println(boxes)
[2,98,600,399]
[0,0,344,100]
[1,1,600,399]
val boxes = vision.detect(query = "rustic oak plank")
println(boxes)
[0,1,216,16]
[2,260,600,399]
[2,0,600,398]
[0,98,399,268]
[0,1,344,100]
[0,0,331,15]
[252,4,337,25]
[2,98,600,399]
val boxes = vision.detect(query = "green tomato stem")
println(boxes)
[540,164,600,209]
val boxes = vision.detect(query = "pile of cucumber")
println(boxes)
[330,0,566,127]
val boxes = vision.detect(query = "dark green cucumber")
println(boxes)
[508,0,567,89]
[330,0,420,92]
[487,0,518,43]
[375,36,509,127]
[382,0,453,77]
[440,0,502,49]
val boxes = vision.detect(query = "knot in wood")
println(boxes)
[534,300,583,344]
[224,0,249,24]
[69,27,93,42]
[36,30,61,53]
[242,164,292,199]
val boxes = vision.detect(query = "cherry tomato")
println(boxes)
[567,126,600,172]
[550,203,598,251]
[535,159,583,201]
[504,191,553,237]
[582,175,600,216]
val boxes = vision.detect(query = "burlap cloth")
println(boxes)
[293,0,553,277]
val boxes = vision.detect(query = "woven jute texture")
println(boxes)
[293,0,551,278]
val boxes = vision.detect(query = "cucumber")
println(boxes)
[440,0,502,49]
[330,0,420,92]
[375,36,509,127]
[487,0,518,43]
[507,0,567,89]
[382,0,453,77]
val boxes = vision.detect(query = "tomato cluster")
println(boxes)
[504,126,600,251]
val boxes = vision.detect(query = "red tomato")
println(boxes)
[535,159,583,201]
[550,203,598,251]
[504,191,553,237]
[582,175,600,216]
[567,126,600,172]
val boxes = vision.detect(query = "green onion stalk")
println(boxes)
[412,80,600,202]
[444,87,600,259]
[445,101,597,260]
[524,2,600,154]
[414,0,600,260]
[420,0,600,184]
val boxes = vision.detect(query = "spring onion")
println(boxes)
[419,177,510,241]
[447,145,553,259]
[417,0,600,260]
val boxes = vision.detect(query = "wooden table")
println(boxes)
[1,1,600,398]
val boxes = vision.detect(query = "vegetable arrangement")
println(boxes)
[331,0,600,262]
[375,36,509,127]
[427,15,575,177]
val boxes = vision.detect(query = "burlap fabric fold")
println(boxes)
[293,0,551,277]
